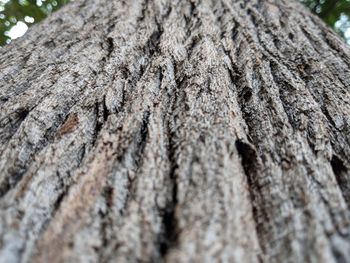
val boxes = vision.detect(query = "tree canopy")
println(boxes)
[301,0,350,41]
[0,0,69,46]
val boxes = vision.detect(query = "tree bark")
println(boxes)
[1,0,350,262]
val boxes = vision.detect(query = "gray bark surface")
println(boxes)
[1,0,350,262]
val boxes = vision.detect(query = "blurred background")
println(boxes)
[0,0,70,46]
[0,0,349,46]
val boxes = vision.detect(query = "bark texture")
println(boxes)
[1,0,350,262]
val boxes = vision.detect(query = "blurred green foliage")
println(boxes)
[0,0,70,46]
[301,0,350,42]
[0,0,349,46]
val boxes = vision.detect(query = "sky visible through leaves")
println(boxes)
[0,0,350,46]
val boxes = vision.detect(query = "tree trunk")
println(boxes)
[1,0,350,262]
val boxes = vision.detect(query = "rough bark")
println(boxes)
[0,0,350,262]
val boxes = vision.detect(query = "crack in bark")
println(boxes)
[98,184,114,260]
[93,96,110,146]
[0,107,30,148]
[159,131,179,258]
[331,154,350,206]
[235,139,265,255]
[158,66,180,258]
[105,37,114,59]
[144,29,163,59]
